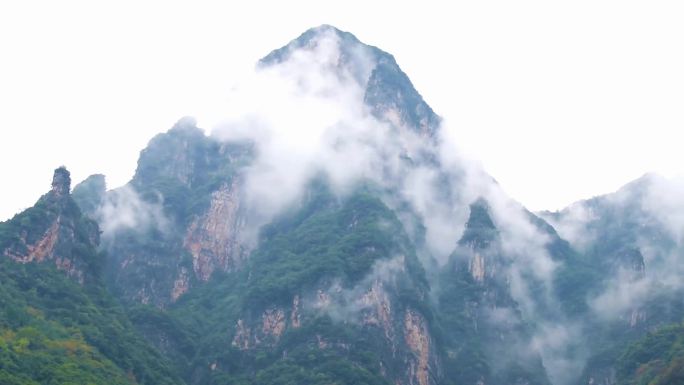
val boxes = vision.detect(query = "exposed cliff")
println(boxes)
[404,308,435,385]
[184,178,246,281]
[92,118,253,306]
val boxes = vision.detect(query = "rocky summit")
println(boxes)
[2,26,684,385]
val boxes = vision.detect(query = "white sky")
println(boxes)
[1,0,683,221]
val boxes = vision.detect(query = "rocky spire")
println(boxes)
[51,166,71,197]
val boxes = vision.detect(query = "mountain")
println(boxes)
[3,25,684,385]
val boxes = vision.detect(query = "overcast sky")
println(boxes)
[1,0,683,220]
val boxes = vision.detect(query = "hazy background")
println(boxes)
[1,0,683,221]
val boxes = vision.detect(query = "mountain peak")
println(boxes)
[295,24,357,43]
[258,24,362,67]
[51,166,71,197]
[465,198,496,230]
[623,172,666,191]
[259,25,441,136]
[458,198,498,249]
[170,116,199,132]
[309,24,347,35]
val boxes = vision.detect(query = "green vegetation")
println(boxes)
[617,323,684,385]
[164,181,429,384]
[244,182,421,309]
[0,324,131,385]
[0,258,182,384]
[201,317,392,385]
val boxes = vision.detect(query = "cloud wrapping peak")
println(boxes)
[210,28,565,301]
[213,29,435,236]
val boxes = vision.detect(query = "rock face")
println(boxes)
[1,167,101,284]
[261,308,287,342]
[184,179,245,281]
[290,295,301,328]
[231,307,288,349]
[459,199,502,284]
[403,309,434,385]
[231,319,252,350]
[171,266,190,301]
[361,280,394,341]
[469,252,486,283]
[5,218,60,264]
[230,281,441,385]
[51,166,71,197]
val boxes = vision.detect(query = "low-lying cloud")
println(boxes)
[97,185,170,237]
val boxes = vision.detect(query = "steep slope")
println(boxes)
[437,199,550,385]
[82,117,253,306]
[0,168,183,385]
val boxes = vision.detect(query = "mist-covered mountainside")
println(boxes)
[3,25,684,385]
[540,173,684,385]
